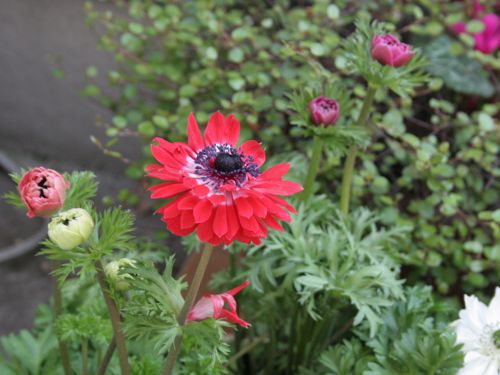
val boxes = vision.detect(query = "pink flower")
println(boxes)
[450,8,500,55]
[371,34,415,67]
[308,96,340,127]
[186,280,250,328]
[18,167,70,218]
[474,14,500,54]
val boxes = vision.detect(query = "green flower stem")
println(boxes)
[97,336,116,375]
[339,85,377,214]
[300,136,324,202]
[95,260,131,375]
[162,243,215,375]
[81,339,89,375]
[52,262,73,375]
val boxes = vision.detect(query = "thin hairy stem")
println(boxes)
[162,243,214,375]
[95,260,131,375]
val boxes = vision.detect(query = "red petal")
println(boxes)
[247,196,268,217]
[235,198,253,218]
[150,182,189,199]
[219,309,251,328]
[259,163,290,180]
[240,140,266,166]
[196,212,215,242]
[167,217,194,236]
[223,114,240,146]
[204,111,225,145]
[239,215,261,234]
[253,181,303,196]
[187,112,205,151]
[268,195,297,214]
[226,280,250,296]
[161,203,181,220]
[263,215,284,231]
[193,199,214,223]
[213,205,228,237]
[151,144,186,169]
[192,185,210,197]
[225,203,240,241]
[180,210,195,229]
[208,194,226,205]
[177,194,199,210]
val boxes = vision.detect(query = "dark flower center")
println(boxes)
[214,153,243,173]
[37,176,49,198]
[194,143,259,190]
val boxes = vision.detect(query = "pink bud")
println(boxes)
[18,167,70,218]
[371,34,415,67]
[308,96,340,127]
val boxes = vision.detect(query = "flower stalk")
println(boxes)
[97,336,116,375]
[339,85,377,214]
[52,262,72,375]
[162,243,215,375]
[95,260,131,375]
[300,136,324,202]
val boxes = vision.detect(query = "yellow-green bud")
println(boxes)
[104,258,136,290]
[48,208,94,250]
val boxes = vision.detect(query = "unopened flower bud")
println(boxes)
[48,208,94,250]
[18,167,70,218]
[371,34,414,67]
[308,96,340,127]
[104,258,136,290]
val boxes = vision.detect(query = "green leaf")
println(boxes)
[423,36,494,97]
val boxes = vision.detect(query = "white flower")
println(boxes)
[453,287,500,375]
[48,208,94,250]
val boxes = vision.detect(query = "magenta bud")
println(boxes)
[371,34,414,67]
[308,96,340,127]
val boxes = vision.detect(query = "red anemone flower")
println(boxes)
[146,112,303,245]
[186,280,250,328]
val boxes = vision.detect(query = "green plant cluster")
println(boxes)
[306,286,463,375]
[81,0,498,299]
[1,172,232,374]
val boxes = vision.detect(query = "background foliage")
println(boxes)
[82,0,499,299]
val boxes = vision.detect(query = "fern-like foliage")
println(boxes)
[123,259,230,370]
[341,17,428,97]
[39,207,135,281]
[211,196,407,372]
[360,286,464,375]
[244,196,405,334]
[63,171,98,209]
[311,286,464,375]
[3,170,26,209]
[0,328,59,375]
[95,207,135,255]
